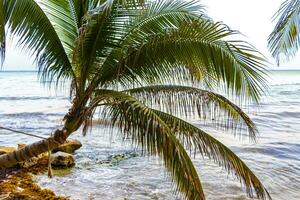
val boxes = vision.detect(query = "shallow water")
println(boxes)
[0,71,300,200]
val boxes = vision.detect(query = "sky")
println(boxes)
[2,0,300,70]
[202,0,300,70]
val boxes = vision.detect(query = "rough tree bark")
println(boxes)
[0,102,86,169]
[0,129,68,169]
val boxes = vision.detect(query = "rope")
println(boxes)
[0,126,48,140]
[0,126,62,146]
[0,125,62,178]
[47,140,53,178]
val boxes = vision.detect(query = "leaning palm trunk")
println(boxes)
[0,105,83,169]
[0,129,65,169]
[0,0,272,199]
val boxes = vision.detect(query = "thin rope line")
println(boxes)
[0,126,63,146]
[0,126,49,140]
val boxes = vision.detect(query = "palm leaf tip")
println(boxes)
[124,85,259,141]
[90,89,271,200]
[92,89,206,200]
[268,0,300,63]
[153,109,271,200]
[0,0,5,66]
[3,0,73,84]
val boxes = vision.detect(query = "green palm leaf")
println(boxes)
[73,0,116,89]
[94,89,206,200]
[268,0,300,63]
[74,0,146,91]
[123,85,258,139]
[97,17,267,102]
[152,109,271,200]
[0,1,6,66]
[40,0,79,57]
[89,0,205,86]
[0,0,5,65]
[88,89,271,199]
[2,0,73,82]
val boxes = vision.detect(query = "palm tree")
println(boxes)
[0,0,271,199]
[269,0,300,63]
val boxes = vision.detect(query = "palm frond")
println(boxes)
[75,0,147,90]
[72,0,117,91]
[125,0,205,39]
[93,89,206,200]
[40,0,79,57]
[71,0,102,27]
[152,109,271,200]
[0,0,5,65]
[3,0,73,83]
[90,0,205,87]
[96,16,267,102]
[88,89,271,200]
[268,0,300,63]
[123,85,258,140]
[78,0,122,16]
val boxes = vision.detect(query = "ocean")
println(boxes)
[0,71,299,200]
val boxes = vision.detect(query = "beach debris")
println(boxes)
[51,152,75,168]
[0,158,68,200]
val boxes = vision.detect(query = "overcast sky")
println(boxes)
[202,0,300,70]
[3,0,300,70]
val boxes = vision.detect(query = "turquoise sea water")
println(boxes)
[0,71,300,200]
